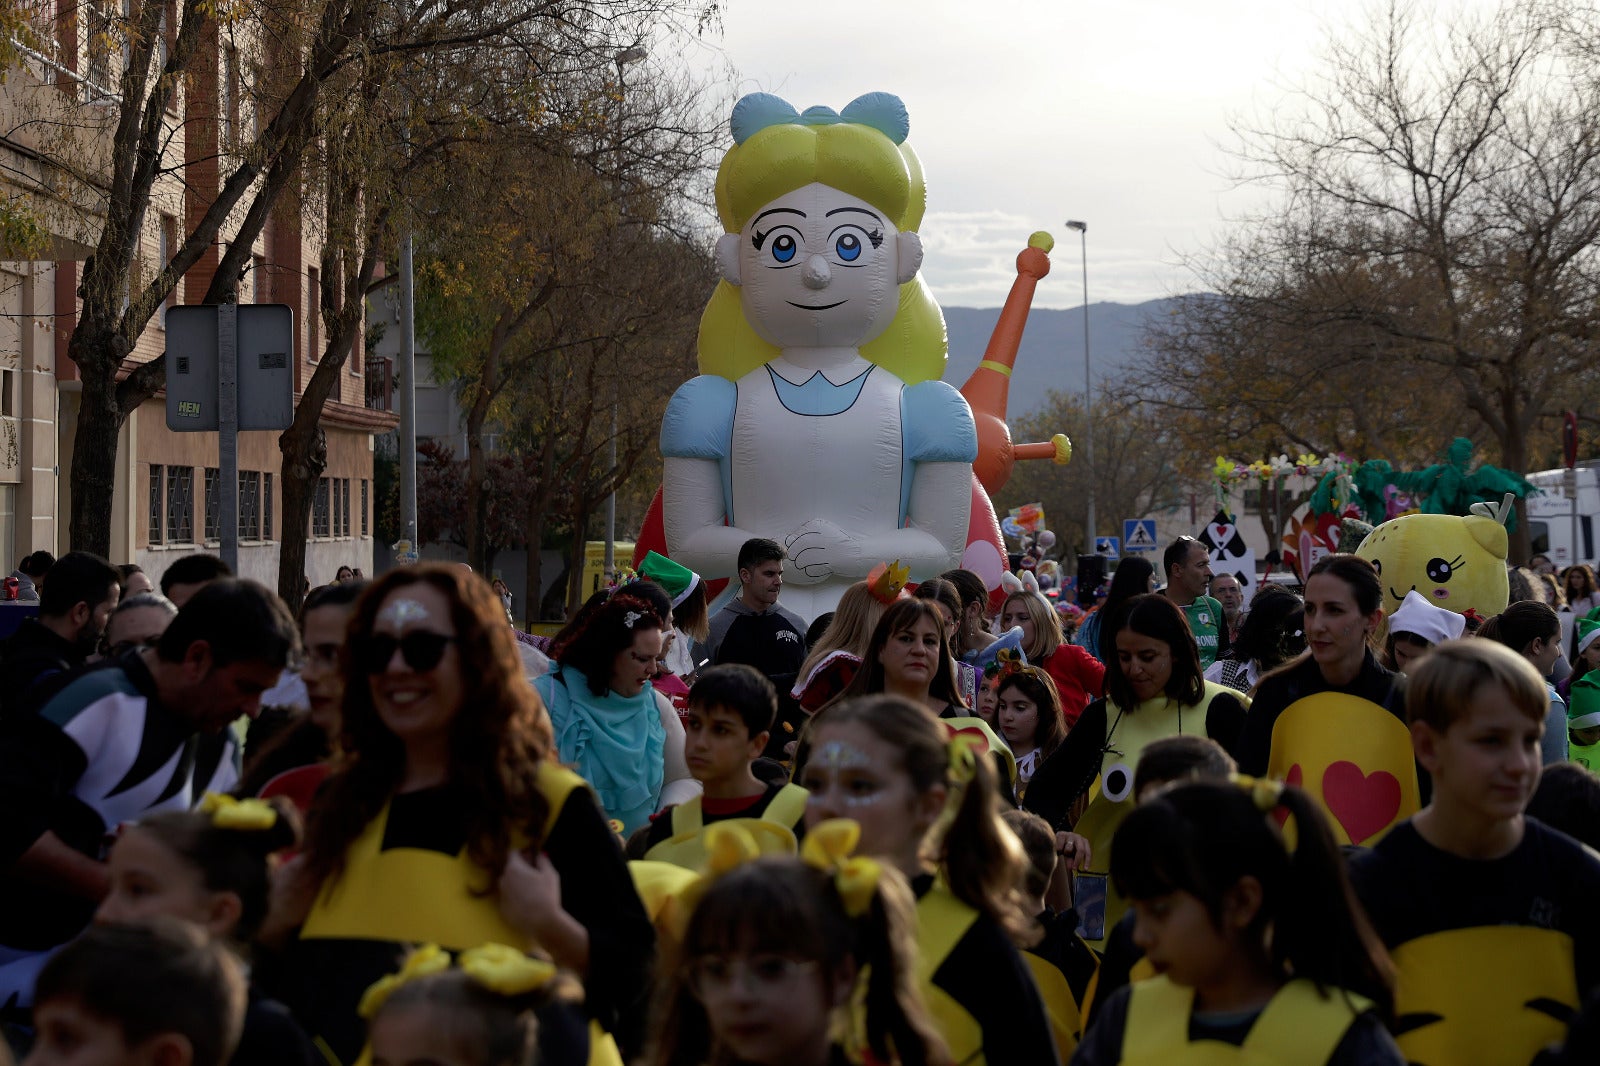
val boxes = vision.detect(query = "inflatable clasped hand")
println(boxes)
[1231,773,1285,814]
[458,944,556,997]
[358,943,451,1019]
[801,819,883,918]
[198,792,277,831]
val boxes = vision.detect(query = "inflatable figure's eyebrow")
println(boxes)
[826,207,883,221]
[753,207,806,225]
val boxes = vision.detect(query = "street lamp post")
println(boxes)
[1065,219,1094,556]
[603,45,646,583]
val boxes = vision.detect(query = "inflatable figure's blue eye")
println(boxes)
[772,234,797,263]
[836,233,861,261]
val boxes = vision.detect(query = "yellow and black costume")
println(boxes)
[1349,817,1600,1066]
[911,874,1061,1066]
[268,764,653,1066]
[1022,685,1247,948]
[628,781,808,867]
[1072,976,1403,1064]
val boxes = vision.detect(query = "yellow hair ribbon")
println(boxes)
[198,792,278,832]
[947,731,983,786]
[1230,773,1285,813]
[800,819,883,918]
[357,943,450,1019]
[458,944,557,997]
[666,822,768,940]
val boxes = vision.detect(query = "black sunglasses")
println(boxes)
[355,631,455,674]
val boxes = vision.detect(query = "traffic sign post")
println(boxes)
[1124,519,1157,552]
[166,305,295,572]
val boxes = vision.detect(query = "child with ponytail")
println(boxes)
[1071,779,1401,1065]
[361,943,592,1066]
[798,695,1059,1065]
[647,820,949,1066]
[95,793,320,1066]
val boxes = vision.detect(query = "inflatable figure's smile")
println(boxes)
[787,299,847,310]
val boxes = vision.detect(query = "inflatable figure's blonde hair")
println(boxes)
[698,93,947,385]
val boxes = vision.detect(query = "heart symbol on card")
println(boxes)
[1320,761,1402,844]
[1215,524,1231,540]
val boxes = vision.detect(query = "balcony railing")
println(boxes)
[0,416,20,483]
[366,355,393,412]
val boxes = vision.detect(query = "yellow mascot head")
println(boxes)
[1355,494,1513,620]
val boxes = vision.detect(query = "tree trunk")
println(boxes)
[464,333,501,575]
[1502,426,1532,565]
[66,321,127,556]
[565,510,590,615]
[277,425,327,612]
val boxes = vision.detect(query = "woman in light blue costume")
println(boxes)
[660,92,976,622]
[534,593,698,834]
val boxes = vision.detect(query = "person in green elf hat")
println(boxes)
[638,550,708,681]
[1575,608,1600,679]
[1568,672,1600,773]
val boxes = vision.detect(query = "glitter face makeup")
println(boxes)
[815,740,872,771]
[378,598,431,629]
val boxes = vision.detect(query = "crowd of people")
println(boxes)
[0,535,1597,1066]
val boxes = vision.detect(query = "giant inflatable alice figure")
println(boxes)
[660,92,977,623]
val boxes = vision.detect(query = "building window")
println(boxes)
[263,472,274,540]
[312,476,330,538]
[341,478,352,537]
[240,471,261,540]
[361,478,369,537]
[203,467,220,541]
[307,267,320,361]
[166,466,194,544]
[148,464,163,544]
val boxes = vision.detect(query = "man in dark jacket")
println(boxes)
[0,551,120,715]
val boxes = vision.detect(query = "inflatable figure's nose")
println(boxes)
[802,253,831,290]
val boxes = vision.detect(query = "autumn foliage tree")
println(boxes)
[1138,0,1600,560]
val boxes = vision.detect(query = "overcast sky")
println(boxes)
[669,0,1356,308]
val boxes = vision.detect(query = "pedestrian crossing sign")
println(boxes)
[1124,519,1157,552]
[1096,537,1120,559]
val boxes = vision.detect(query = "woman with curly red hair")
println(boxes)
[263,564,653,1064]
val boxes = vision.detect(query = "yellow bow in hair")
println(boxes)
[947,731,983,786]
[800,819,883,918]
[1230,773,1285,814]
[663,822,767,940]
[198,792,278,831]
[458,944,556,997]
[357,943,451,1019]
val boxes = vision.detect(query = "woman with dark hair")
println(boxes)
[939,567,997,661]
[1235,554,1417,848]
[1479,600,1569,764]
[991,662,1066,798]
[237,580,368,804]
[915,577,979,710]
[1021,593,1248,949]
[1565,564,1600,614]
[265,563,654,1064]
[1203,584,1306,694]
[1073,556,1156,665]
[827,598,968,718]
[535,591,698,835]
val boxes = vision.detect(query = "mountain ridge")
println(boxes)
[938,298,1188,420]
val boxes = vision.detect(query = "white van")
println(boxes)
[1526,465,1600,569]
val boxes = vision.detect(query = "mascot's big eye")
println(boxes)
[1426,556,1463,583]
[835,233,862,261]
[1102,762,1135,804]
[771,234,797,263]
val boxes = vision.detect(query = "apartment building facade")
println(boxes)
[1,1,395,589]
